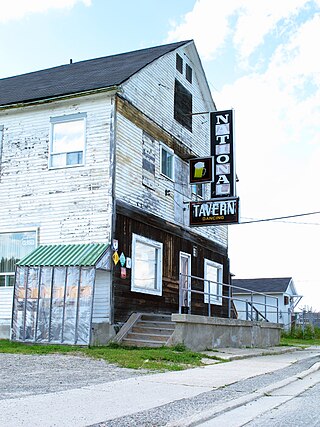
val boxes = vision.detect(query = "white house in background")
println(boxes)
[232,277,302,330]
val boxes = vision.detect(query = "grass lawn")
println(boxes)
[280,337,320,347]
[0,339,221,371]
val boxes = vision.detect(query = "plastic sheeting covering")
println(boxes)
[11,265,95,345]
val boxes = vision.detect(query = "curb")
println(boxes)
[167,360,320,427]
[201,346,304,362]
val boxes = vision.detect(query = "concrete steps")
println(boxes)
[119,313,175,348]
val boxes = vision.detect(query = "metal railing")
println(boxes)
[179,273,279,324]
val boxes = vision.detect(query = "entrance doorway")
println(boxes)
[179,252,191,313]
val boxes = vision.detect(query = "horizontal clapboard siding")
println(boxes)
[122,46,212,156]
[119,46,227,248]
[115,112,227,248]
[0,93,114,245]
[92,270,111,323]
[0,287,13,320]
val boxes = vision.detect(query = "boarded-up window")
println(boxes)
[174,80,192,132]
[186,64,193,83]
[176,54,183,73]
[142,132,156,190]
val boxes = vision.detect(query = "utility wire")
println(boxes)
[238,211,320,225]
[241,217,320,226]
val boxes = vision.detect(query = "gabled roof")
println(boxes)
[17,243,109,267]
[232,277,293,294]
[0,40,191,107]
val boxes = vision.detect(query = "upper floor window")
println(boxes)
[161,144,174,180]
[191,183,204,199]
[204,259,223,305]
[186,64,193,84]
[131,234,163,296]
[0,230,37,287]
[176,54,183,73]
[49,113,86,168]
[174,80,192,132]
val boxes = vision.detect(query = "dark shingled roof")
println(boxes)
[232,277,292,294]
[0,40,191,107]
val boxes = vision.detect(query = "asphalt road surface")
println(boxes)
[246,381,320,427]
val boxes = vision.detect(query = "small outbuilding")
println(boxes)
[232,277,302,330]
[11,243,111,345]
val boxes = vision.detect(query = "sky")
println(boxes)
[1,0,320,311]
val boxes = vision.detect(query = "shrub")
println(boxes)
[303,324,315,340]
[314,326,320,339]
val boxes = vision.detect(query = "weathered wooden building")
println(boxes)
[0,40,230,344]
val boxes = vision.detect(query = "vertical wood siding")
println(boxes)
[113,206,229,324]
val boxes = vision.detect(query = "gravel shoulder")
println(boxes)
[0,353,146,400]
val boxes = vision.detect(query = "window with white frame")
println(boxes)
[0,230,37,287]
[49,113,86,168]
[131,234,163,296]
[160,144,174,180]
[204,259,223,305]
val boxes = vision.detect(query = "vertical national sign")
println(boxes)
[210,109,236,198]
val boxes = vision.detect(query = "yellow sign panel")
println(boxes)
[112,251,120,265]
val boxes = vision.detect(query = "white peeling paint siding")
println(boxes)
[92,270,111,323]
[116,113,172,219]
[0,288,13,322]
[122,45,213,156]
[115,112,227,247]
[117,43,227,247]
[0,93,114,245]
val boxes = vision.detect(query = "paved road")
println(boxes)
[0,347,319,426]
[197,361,320,426]
[246,381,320,427]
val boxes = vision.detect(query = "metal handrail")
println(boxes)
[179,273,279,323]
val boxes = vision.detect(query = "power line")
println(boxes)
[238,210,320,225]
[241,217,320,226]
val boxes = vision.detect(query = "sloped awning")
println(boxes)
[17,243,110,267]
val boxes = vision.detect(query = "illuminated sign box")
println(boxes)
[210,109,236,198]
[190,197,240,226]
[189,157,213,184]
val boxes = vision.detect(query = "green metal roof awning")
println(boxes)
[17,243,109,267]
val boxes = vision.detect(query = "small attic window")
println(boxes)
[176,54,183,73]
[186,64,193,83]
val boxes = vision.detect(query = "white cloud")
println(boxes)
[232,0,311,59]
[0,0,91,23]
[167,0,320,63]
[166,0,238,60]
